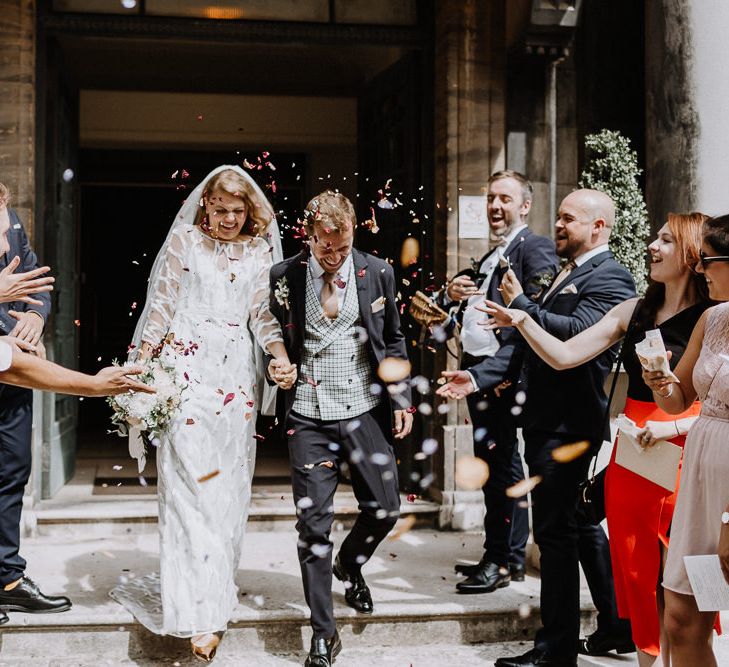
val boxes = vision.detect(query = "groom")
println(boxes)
[268,190,412,667]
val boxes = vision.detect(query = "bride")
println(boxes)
[111,165,296,661]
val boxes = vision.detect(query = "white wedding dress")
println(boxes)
[110,224,282,637]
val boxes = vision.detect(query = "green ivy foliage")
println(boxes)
[579,129,649,293]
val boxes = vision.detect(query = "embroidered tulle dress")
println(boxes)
[111,224,283,637]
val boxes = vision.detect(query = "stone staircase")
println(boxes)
[0,522,608,666]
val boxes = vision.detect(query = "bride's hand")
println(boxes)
[269,358,297,390]
[474,299,527,330]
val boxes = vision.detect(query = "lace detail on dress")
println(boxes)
[693,302,729,420]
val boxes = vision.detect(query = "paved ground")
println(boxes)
[1,527,727,666]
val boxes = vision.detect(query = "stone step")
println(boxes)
[1,530,598,663]
[30,491,440,537]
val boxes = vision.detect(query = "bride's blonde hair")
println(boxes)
[194,169,274,236]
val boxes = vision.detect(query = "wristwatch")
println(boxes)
[722,511,729,525]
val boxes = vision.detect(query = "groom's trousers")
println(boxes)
[287,408,400,639]
[0,384,33,586]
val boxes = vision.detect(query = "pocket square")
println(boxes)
[371,296,386,313]
[498,255,512,270]
[559,283,578,295]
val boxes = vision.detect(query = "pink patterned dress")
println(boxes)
[663,302,729,601]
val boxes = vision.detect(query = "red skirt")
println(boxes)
[604,397,701,656]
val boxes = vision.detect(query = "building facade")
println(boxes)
[1,0,728,527]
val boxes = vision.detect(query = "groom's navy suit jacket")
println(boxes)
[469,250,636,443]
[268,248,412,435]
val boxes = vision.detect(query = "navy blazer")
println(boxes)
[268,248,412,428]
[468,250,636,442]
[0,209,51,335]
[442,227,557,345]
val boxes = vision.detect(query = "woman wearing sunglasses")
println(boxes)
[481,213,715,666]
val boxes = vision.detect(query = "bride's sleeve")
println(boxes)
[141,228,189,346]
[249,242,284,351]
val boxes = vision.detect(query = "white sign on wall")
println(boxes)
[458,195,488,239]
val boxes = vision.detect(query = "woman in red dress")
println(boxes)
[484,212,716,666]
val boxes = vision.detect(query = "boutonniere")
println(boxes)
[528,270,557,301]
[274,277,290,309]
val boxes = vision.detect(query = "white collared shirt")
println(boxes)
[460,223,528,357]
[573,243,610,267]
[0,340,12,372]
[309,253,353,311]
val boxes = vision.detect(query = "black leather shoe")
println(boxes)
[305,630,341,667]
[456,561,510,594]
[455,558,485,577]
[333,555,373,614]
[0,577,71,613]
[455,559,526,581]
[495,647,577,666]
[0,610,8,625]
[509,563,526,582]
[578,626,635,655]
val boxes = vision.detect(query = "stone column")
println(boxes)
[432,0,506,528]
[0,0,36,238]
[646,1,729,226]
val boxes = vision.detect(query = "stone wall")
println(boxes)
[432,0,506,527]
[0,0,35,238]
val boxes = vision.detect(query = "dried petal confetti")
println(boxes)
[506,476,543,498]
[455,456,490,490]
[400,237,420,267]
[387,515,417,541]
[551,440,590,463]
[197,470,220,483]
[223,393,235,406]
[377,357,411,383]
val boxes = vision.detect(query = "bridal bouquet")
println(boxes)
[107,356,186,443]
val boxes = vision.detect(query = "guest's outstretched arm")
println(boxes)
[482,298,638,371]
[0,343,153,397]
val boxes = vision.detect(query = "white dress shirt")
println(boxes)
[572,243,610,267]
[0,340,12,372]
[460,224,527,357]
[309,253,353,311]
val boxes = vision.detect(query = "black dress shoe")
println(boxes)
[456,561,510,594]
[0,577,71,613]
[454,558,485,577]
[333,555,373,614]
[509,563,526,582]
[0,610,8,625]
[579,626,635,655]
[305,630,341,667]
[455,560,526,581]
[495,647,577,666]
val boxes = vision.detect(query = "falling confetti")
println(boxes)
[388,515,417,541]
[377,357,412,383]
[455,456,490,490]
[506,476,543,498]
[400,237,420,267]
[551,440,590,463]
[197,470,220,483]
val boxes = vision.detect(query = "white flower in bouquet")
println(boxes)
[107,356,187,443]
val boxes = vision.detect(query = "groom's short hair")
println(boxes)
[303,190,355,233]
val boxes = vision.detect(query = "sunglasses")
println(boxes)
[699,250,729,267]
